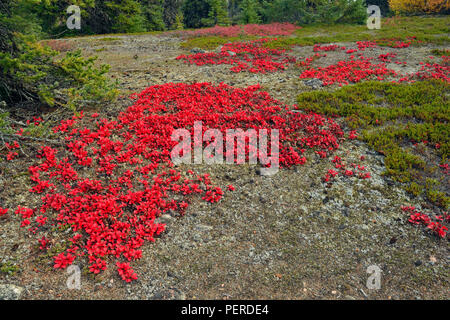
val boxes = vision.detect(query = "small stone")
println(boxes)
[303,78,323,89]
[195,224,213,232]
[414,260,422,266]
[190,47,205,54]
[0,284,24,300]
[155,214,173,224]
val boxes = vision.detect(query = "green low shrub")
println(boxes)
[297,80,449,209]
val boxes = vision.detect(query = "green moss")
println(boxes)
[297,80,449,209]
[0,261,20,275]
[431,48,450,57]
[406,182,423,197]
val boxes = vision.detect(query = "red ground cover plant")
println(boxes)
[313,44,346,52]
[4,83,358,282]
[412,56,450,82]
[176,38,296,73]
[299,55,399,86]
[322,154,371,183]
[181,23,300,38]
[375,36,422,48]
[300,43,449,85]
[401,206,449,238]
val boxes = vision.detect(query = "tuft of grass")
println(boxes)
[0,261,20,276]
[296,80,449,209]
[431,48,450,57]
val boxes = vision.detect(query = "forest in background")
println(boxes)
[3,0,448,37]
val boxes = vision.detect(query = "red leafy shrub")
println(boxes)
[378,52,397,62]
[176,39,296,73]
[322,155,371,183]
[313,44,345,52]
[299,55,398,86]
[12,83,350,281]
[41,39,74,53]
[242,23,300,36]
[182,23,300,38]
[297,53,326,68]
[414,57,450,83]
[375,37,421,48]
[402,206,448,238]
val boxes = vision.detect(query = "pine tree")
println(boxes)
[239,0,261,24]
[182,0,211,28]
[202,0,231,26]
[140,0,166,31]
[163,0,183,29]
[103,0,147,33]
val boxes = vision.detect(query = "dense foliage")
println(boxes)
[0,0,118,112]
[389,0,449,14]
[1,0,373,37]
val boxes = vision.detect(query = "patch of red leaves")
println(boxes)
[402,206,449,238]
[322,152,371,183]
[299,55,398,86]
[176,38,296,73]
[7,83,353,281]
[313,44,345,52]
[182,23,300,37]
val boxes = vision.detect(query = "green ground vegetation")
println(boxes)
[296,80,449,209]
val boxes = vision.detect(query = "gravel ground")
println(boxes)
[0,33,448,300]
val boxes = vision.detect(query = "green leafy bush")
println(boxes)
[0,33,117,112]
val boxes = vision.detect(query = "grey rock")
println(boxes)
[303,78,323,89]
[155,214,173,224]
[151,288,186,300]
[190,47,205,54]
[0,284,24,300]
[194,224,213,232]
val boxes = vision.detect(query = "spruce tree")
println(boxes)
[239,0,261,24]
